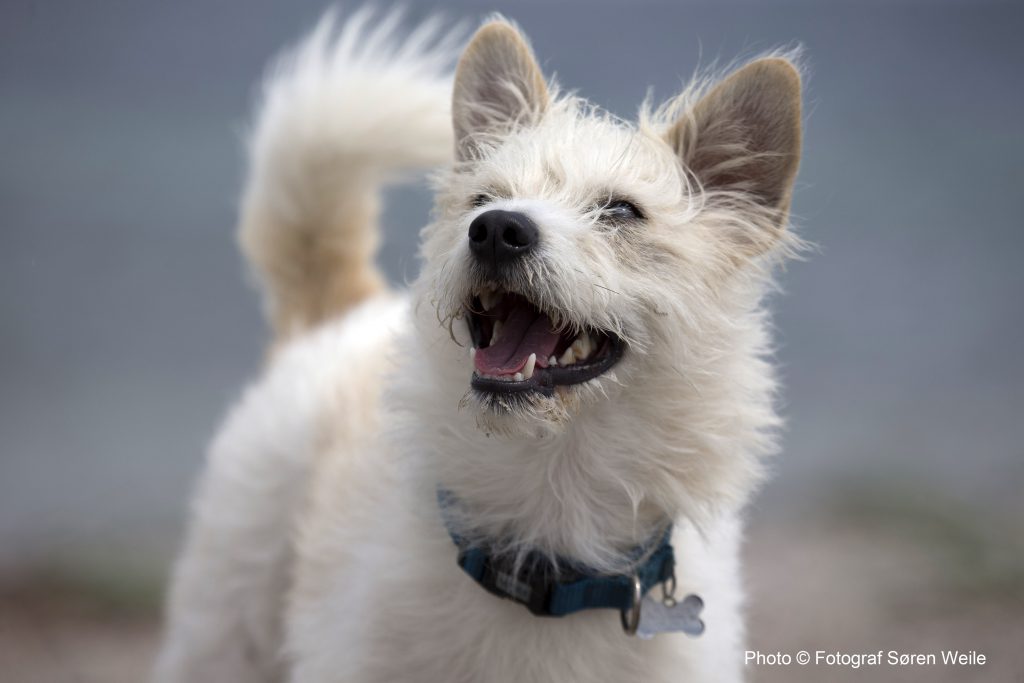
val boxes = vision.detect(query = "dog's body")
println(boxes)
[155,10,802,683]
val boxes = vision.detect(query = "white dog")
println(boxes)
[155,8,802,682]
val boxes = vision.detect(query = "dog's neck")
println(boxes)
[398,376,759,573]
[397,292,777,572]
[427,418,673,572]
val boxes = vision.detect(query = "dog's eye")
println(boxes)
[471,194,490,208]
[600,199,643,222]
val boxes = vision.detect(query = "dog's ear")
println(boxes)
[668,58,802,219]
[452,19,549,161]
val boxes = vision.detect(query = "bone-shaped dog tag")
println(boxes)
[636,593,705,639]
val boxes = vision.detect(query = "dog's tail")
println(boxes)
[239,9,461,343]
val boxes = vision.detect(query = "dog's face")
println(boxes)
[419,21,801,438]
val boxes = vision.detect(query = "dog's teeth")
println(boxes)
[558,347,576,366]
[523,353,536,380]
[548,355,558,367]
[571,333,593,361]
[490,320,502,345]
[479,288,504,312]
[469,347,477,362]
[513,372,524,381]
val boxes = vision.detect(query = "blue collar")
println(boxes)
[438,491,676,619]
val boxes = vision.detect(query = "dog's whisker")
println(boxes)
[591,283,622,296]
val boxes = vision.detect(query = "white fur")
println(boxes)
[157,9,802,683]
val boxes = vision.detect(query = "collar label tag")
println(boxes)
[636,593,705,639]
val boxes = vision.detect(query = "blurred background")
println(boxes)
[2,0,1022,680]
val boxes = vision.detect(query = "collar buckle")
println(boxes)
[463,551,555,616]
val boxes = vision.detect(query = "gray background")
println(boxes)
[2,0,1022,576]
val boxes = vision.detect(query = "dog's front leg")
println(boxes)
[153,351,324,683]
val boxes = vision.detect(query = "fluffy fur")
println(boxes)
[155,8,803,683]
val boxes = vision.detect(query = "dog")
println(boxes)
[154,8,802,682]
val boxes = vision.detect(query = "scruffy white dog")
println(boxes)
[155,8,802,683]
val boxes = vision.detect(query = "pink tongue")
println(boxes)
[474,302,561,375]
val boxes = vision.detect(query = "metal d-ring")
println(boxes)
[619,575,643,635]
[661,571,678,607]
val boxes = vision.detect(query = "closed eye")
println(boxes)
[599,199,644,222]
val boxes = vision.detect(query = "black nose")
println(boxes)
[467,210,539,271]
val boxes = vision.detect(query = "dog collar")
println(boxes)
[438,491,676,627]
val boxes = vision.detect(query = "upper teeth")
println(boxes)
[479,289,503,312]
[558,331,593,367]
[571,333,593,361]
[490,320,502,346]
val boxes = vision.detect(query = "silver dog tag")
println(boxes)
[636,593,705,639]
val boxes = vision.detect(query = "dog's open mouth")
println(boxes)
[465,289,624,395]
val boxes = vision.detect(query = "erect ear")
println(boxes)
[452,20,549,161]
[669,58,802,215]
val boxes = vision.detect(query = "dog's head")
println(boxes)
[418,20,802,441]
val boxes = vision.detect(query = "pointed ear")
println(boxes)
[669,58,802,215]
[452,20,549,161]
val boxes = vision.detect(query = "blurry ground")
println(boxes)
[746,498,1024,683]
[0,572,160,683]
[2,488,1021,683]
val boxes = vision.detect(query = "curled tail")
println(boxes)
[239,8,462,343]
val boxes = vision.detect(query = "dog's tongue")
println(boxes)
[474,300,560,375]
